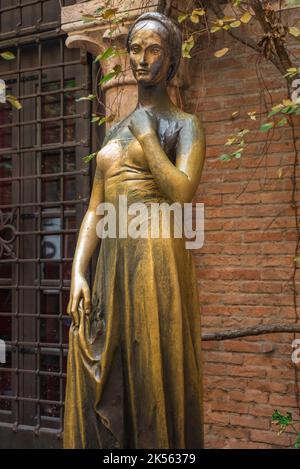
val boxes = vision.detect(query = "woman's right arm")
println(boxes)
[67,164,104,326]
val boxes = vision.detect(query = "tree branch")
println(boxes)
[205,0,262,54]
[157,0,173,16]
[202,323,300,341]
[203,0,297,85]
[249,0,293,75]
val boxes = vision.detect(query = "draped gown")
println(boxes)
[63,119,204,449]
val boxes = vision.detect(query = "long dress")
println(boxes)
[63,126,204,449]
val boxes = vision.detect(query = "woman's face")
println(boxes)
[129,21,171,86]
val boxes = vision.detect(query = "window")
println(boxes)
[0,0,94,447]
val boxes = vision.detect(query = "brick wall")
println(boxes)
[185,12,300,448]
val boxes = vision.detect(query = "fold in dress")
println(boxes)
[63,137,204,449]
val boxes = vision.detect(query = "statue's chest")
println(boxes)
[97,136,148,176]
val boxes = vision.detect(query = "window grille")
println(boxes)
[0,0,93,446]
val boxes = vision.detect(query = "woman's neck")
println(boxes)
[137,81,172,111]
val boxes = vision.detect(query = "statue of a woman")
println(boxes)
[64,12,206,449]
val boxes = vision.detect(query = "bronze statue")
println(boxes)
[64,12,206,449]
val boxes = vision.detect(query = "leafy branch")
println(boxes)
[180,0,300,86]
[272,410,300,448]
[0,51,22,109]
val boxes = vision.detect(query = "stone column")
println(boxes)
[61,0,189,124]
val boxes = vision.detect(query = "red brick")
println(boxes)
[250,429,292,447]
[185,11,300,450]
[208,424,249,440]
[205,351,244,365]
[222,340,273,354]
[230,414,270,430]
[212,401,250,414]
[205,411,230,425]
[230,389,269,404]
[269,393,298,407]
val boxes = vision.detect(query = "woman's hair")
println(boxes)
[126,12,182,82]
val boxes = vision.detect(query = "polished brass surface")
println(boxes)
[64,12,206,449]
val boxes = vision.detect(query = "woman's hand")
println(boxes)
[128,108,158,140]
[67,274,91,327]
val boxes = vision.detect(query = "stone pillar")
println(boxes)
[61,0,189,124]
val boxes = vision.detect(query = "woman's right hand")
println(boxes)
[67,274,91,327]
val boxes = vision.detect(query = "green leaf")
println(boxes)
[223,16,236,23]
[6,94,22,110]
[285,0,300,5]
[98,71,116,86]
[189,9,205,23]
[182,35,194,59]
[94,7,104,15]
[99,114,115,126]
[83,152,97,163]
[98,116,107,126]
[101,8,118,20]
[192,8,205,16]
[0,51,15,60]
[220,153,231,162]
[284,67,299,78]
[210,25,221,33]
[190,14,200,23]
[230,20,241,28]
[260,122,274,132]
[113,63,122,73]
[276,117,288,127]
[95,46,116,63]
[268,104,284,117]
[98,64,122,86]
[214,47,229,58]
[271,410,293,427]
[248,111,257,120]
[178,14,188,23]
[225,137,236,146]
[294,433,300,449]
[240,11,252,24]
[76,94,96,102]
[237,129,249,137]
[82,14,96,23]
[282,105,294,114]
[289,26,300,37]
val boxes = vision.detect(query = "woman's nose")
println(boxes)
[139,52,148,67]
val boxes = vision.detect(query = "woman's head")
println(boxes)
[126,12,182,86]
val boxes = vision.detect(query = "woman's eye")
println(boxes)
[131,47,140,54]
[152,48,160,54]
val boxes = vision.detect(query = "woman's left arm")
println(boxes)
[129,110,206,204]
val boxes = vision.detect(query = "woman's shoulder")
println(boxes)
[169,108,204,135]
[178,108,202,122]
[101,114,133,146]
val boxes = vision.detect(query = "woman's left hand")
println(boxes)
[128,108,158,140]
